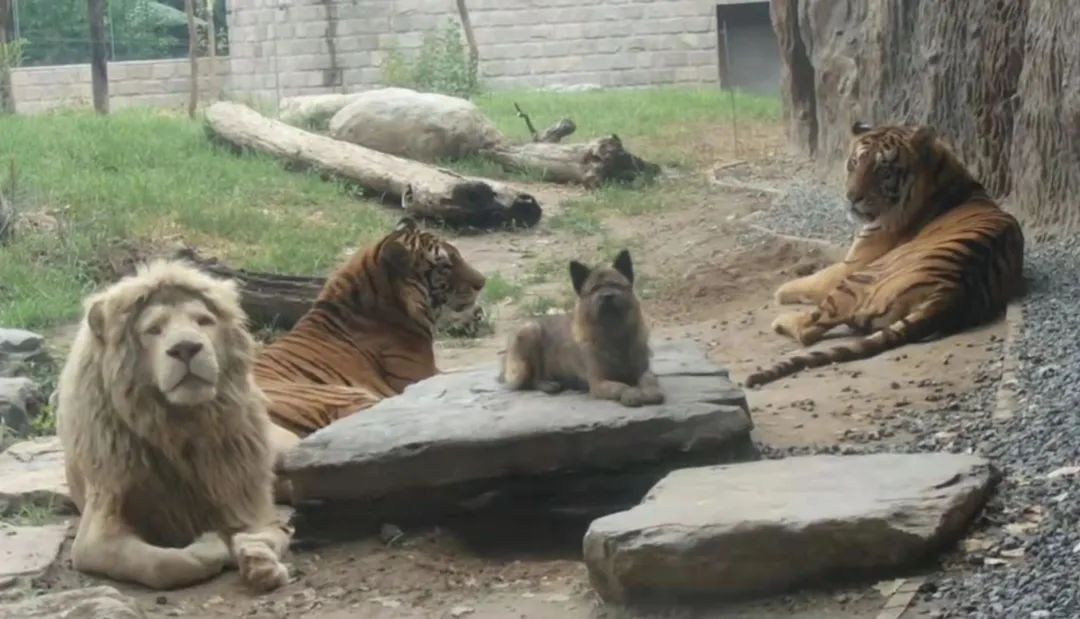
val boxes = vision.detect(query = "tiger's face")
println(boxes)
[386,218,486,316]
[844,121,936,228]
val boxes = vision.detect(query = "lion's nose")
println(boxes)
[167,341,203,363]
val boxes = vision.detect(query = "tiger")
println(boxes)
[744,121,1024,388]
[254,217,487,439]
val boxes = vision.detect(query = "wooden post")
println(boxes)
[455,0,478,72]
[87,0,109,115]
[0,0,13,114]
[185,0,198,118]
[206,0,219,100]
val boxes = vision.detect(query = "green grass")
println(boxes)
[520,293,574,318]
[482,272,525,304]
[0,87,780,330]
[474,87,780,143]
[0,108,395,329]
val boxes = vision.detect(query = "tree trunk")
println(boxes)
[455,0,479,70]
[205,0,219,100]
[185,0,198,118]
[0,0,14,114]
[176,248,322,329]
[87,0,109,115]
[204,101,542,229]
[482,134,660,188]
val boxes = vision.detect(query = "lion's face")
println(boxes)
[133,294,228,408]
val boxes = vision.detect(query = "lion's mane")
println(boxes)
[57,259,277,548]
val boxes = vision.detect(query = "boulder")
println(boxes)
[282,341,754,519]
[0,586,144,619]
[583,453,998,603]
[0,328,47,375]
[328,87,503,162]
[0,377,44,437]
[278,93,366,130]
[0,437,72,516]
[0,522,69,580]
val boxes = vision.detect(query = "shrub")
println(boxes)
[381,20,480,99]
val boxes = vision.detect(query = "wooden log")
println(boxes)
[481,134,661,188]
[204,101,542,229]
[176,248,323,330]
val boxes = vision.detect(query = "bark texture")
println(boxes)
[771,0,1080,231]
[204,101,542,229]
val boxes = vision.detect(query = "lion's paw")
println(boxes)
[187,532,231,572]
[619,387,646,408]
[235,540,289,593]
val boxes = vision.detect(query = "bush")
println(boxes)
[381,20,480,99]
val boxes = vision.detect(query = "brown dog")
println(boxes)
[500,249,664,407]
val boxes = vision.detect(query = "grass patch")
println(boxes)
[474,87,780,143]
[0,108,395,329]
[1,497,65,526]
[483,272,525,304]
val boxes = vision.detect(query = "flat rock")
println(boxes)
[283,341,753,511]
[583,453,998,604]
[0,522,69,580]
[0,437,72,516]
[0,586,144,619]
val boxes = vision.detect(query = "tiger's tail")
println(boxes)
[744,302,948,389]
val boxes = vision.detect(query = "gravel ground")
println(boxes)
[752,184,1080,618]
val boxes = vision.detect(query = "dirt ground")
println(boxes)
[25,125,1006,618]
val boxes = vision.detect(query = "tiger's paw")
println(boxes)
[771,312,806,341]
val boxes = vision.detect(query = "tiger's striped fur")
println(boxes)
[254,217,486,436]
[745,122,1024,388]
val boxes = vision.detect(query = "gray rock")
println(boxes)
[583,453,998,603]
[278,92,366,130]
[0,329,47,375]
[0,522,69,580]
[282,341,754,514]
[0,377,44,437]
[328,87,503,162]
[0,586,145,619]
[0,437,72,516]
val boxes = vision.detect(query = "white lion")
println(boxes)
[56,259,293,591]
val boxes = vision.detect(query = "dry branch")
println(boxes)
[185,0,198,118]
[482,134,660,188]
[204,101,542,229]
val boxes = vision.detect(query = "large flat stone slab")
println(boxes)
[282,341,753,511]
[0,586,144,619]
[0,437,72,516]
[0,522,69,580]
[583,453,998,604]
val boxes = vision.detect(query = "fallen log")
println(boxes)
[176,248,323,329]
[204,101,542,229]
[481,134,661,188]
[485,103,659,188]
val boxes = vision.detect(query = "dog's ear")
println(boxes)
[380,240,412,280]
[569,261,591,295]
[612,249,634,284]
[87,300,107,341]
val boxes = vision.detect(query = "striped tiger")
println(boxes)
[254,217,487,438]
[744,121,1024,388]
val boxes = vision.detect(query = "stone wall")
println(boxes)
[11,58,228,115]
[770,0,1080,231]
[224,0,747,105]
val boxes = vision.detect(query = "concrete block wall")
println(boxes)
[11,58,230,115]
[224,0,725,107]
